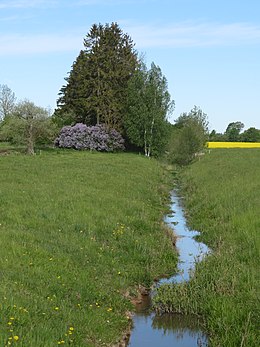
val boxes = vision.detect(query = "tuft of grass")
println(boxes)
[154,149,260,347]
[0,149,177,346]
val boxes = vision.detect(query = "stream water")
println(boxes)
[127,191,210,347]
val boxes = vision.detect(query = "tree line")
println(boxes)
[0,22,259,162]
[209,122,260,143]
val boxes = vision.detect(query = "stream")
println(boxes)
[127,191,210,347]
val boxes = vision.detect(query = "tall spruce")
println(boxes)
[55,23,138,130]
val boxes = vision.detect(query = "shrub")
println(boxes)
[54,123,125,152]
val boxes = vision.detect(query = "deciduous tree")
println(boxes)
[0,84,16,120]
[124,62,174,156]
[225,121,244,142]
[168,106,208,165]
[0,100,57,154]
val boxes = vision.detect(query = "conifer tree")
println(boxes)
[55,23,138,130]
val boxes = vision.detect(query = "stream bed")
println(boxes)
[127,191,210,347]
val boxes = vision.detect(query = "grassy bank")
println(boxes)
[154,149,260,347]
[0,149,177,346]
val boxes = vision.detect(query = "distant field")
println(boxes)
[207,141,260,148]
[155,149,260,347]
[0,149,177,346]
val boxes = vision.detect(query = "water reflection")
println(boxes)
[127,191,210,347]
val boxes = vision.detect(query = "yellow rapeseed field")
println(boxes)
[207,142,260,148]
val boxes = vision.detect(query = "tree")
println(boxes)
[209,129,226,142]
[0,84,16,120]
[55,22,138,130]
[0,100,57,154]
[124,62,174,157]
[225,121,244,142]
[168,106,208,165]
[240,127,260,142]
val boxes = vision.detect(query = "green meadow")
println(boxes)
[154,149,260,347]
[0,149,177,346]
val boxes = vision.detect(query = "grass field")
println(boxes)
[154,149,260,346]
[0,148,177,346]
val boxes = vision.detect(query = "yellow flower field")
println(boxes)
[207,142,260,148]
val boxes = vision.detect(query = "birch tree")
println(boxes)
[125,62,174,156]
[0,84,16,120]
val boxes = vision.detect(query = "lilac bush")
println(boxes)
[54,123,125,152]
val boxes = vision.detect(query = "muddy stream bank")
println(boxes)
[127,191,210,347]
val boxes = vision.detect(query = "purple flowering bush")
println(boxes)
[54,123,125,152]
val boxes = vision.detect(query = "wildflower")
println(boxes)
[10,317,14,320]
[54,307,59,311]
[13,336,19,341]
[118,271,121,275]
[69,327,74,331]
[7,322,12,325]
[107,307,113,312]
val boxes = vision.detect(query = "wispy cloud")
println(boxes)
[0,33,83,55]
[1,21,260,56]
[0,0,57,9]
[76,0,149,4]
[125,21,260,48]
[0,0,144,8]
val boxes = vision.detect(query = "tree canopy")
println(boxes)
[0,84,16,121]
[225,121,244,142]
[168,106,209,165]
[124,62,174,156]
[55,22,138,130]
[0,100,57,154]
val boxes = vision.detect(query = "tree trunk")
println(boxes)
[27,123,35,155]
[148,117,155,158]
[144,128,148,156]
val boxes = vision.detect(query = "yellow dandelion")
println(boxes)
[54,307,59,311]
[10,317,15,320]
[7,322,12,325]
[69,327,74,331]
[13,336,19,341]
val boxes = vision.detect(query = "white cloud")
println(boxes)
[0,21,259,56]
[0,33,83,55]
[124,22,260,48]
[0,0,57,9]
[0,0,144,8]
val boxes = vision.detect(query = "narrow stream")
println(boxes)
[127,191,210,347]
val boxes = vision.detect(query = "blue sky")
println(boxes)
[0,0,259,132]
